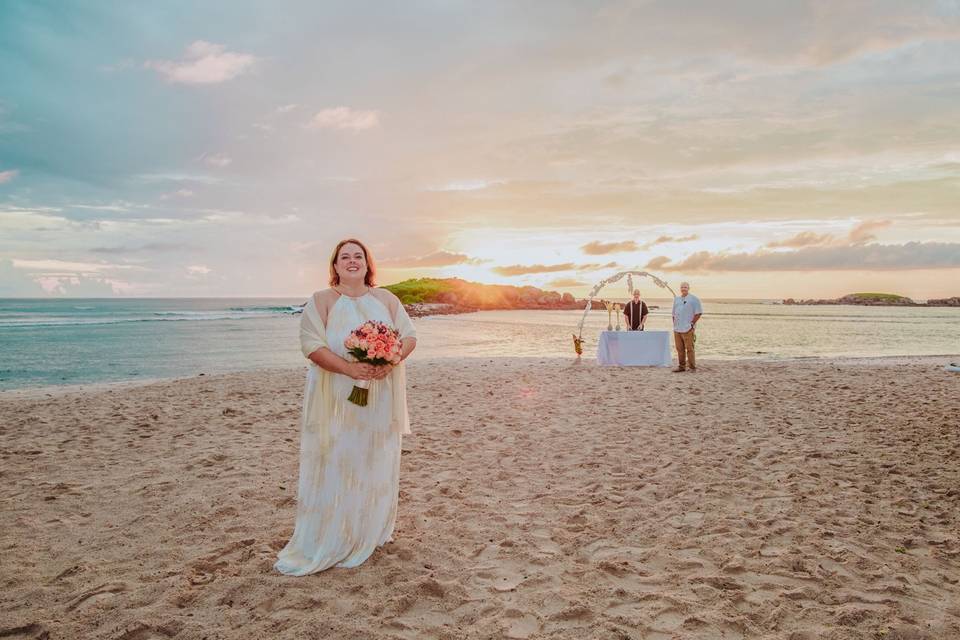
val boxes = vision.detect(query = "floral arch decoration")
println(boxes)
[572,270,677,355]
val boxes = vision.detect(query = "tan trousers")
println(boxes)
[674,329,696,370]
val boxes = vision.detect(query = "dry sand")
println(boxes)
[1,358,959,639]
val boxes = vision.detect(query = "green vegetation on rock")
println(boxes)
[847,293,912,303]
[383,278,454,304]
[784,292,922,306]
[384,277,579,310]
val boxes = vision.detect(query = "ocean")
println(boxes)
[1,297,958,391]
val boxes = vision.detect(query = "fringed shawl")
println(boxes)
[299,289,416,436]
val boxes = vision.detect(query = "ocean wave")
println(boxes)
[0,306,302,328]
[227,305,303,314]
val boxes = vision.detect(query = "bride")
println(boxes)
[274,238,417,575]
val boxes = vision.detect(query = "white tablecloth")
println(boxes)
[597,330,672,367]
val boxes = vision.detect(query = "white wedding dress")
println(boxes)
[274,291,413,575]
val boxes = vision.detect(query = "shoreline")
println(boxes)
[3,353,958,399]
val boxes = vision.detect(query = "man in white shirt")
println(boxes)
[671,281,702,372]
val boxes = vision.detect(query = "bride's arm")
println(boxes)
[307,347,375,379]
[399,337,417,361]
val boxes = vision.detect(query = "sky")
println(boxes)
[1,0,959,300]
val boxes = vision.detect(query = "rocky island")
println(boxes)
[783,292,960,307]
[384,278,588,317]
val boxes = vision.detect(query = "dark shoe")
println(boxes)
[672,367,685,372]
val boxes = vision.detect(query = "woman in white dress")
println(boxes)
[275,239,417,575]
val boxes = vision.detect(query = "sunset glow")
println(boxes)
[2,2,959,299]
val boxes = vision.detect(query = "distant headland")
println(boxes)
[384,278,588,317]
[782,293,960,307]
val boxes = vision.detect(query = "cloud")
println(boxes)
[849,219,892,244]
[160,189,195,200]
[427,180,504,192]
[31,275,135,295]
[547,277,587,288]
[556,237,699,259]
[253,104,301,132]
[639,234,699,250]
[0,259,48,296]
[494,263,579,276]
[0,206,80,232]
[90,243,189,255]
[381,250,484,268]
[493,261,617,276]
[764,220,893,249]
[581,240,639,255]
[0,169,19,183]
[765,231,834,249]
[545,1,960,69]
[187,264,211,277]
[8,258,143,295]
[644,256,673,270]
[11,258,143,273]
[145,41,256,85]
[70,203,134,212]
[201,153,232,168]
[137,172,221,184]
[307,107,380,131]
[646,242,960,272]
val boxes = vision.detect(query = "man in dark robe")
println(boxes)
[623,289,649,331]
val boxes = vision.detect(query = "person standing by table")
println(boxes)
[672,281,702,372]
[623,289,649,331]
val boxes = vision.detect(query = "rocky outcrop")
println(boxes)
[925,296,960,307]
[389,278,588,314]
[404,303,473,317]
[783,293,960,307]
[784,293,917,306]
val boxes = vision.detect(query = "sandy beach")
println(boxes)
[2,357,959,639]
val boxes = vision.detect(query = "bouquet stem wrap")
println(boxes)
[348,379,371,406]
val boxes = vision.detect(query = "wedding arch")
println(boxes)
[573,270,677,355]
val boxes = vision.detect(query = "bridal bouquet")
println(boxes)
[344,320,402,406]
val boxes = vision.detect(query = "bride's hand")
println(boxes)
[370,364,394,380]
[346,362,376,380]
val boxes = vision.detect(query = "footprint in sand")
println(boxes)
[666,511,705,528]
[529,528,560,556]
[185,537,259,586]
[473,567,525,592]
[606,597,658,624]
[115,621,182,640]
[0,623,48,639]
[197,453,228,467]
[548,605,594,624]
[502,610,541,639]
[66,582,129,611]
[650,606,685,631]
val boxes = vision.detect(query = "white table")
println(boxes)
[597,330,672,367]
